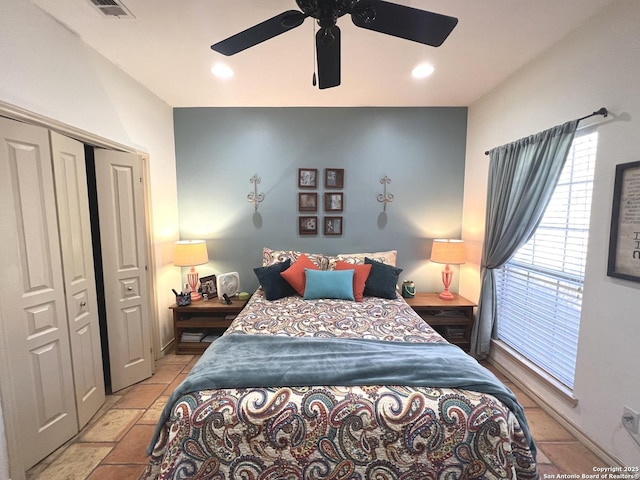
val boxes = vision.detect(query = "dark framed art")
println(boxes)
[298,192,318,212]
[299,216,318,235]
[607,160,640,282]
[324,216,343,236]
[324,192,343,212]
[324,168,344,189]
[298,168,318,188]
[199,274,217,297]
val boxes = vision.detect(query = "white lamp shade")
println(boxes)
[430,239,465,265]
[173,240,209,267]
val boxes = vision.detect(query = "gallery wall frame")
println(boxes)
[324,216,343,236]
[324,168,344,189]
[298,192,318,212]
[299,216,318,235]
[324,192,343,212]
[607,160,640,282]
[298,168,318,188]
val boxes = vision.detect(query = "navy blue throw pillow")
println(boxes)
[363,257,403,299]
[253,259,296,300]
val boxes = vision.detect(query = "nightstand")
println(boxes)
[170,297,248,354]
[404,292,477,352]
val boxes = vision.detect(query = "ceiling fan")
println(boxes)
[210,0,458,89]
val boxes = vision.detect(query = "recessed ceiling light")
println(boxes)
[211,63,234,79]
[412,63,435,79]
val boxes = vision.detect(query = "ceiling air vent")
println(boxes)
[87,0,135,19]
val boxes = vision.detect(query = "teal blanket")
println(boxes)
[149,334,535,458]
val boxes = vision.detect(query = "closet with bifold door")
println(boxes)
[0,117,105,469]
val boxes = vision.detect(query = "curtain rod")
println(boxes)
[484,107,608,155]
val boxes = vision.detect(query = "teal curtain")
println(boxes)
[471,119,579,358]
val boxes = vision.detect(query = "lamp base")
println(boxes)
[439,264,455,301]
[187,267,203,302]
[189,291,203,302]
[438,289,455,300]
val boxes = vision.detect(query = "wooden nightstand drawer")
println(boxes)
[404,293,476,352]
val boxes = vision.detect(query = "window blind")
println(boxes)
[496,131,598,388]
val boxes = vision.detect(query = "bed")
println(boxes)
[142,249,538,480]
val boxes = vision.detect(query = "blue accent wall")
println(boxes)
[174,107,467,293]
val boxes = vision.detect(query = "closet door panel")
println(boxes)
[95,149,152,392]
[0,118,77,469]
[51,132,105,429]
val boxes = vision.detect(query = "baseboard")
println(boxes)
[488,341,624,468]
[161,338,176,356]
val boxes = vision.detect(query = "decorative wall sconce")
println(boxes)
[247,174,264,211]
[377,175,394,211]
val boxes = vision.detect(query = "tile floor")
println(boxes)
[26,355,609,479]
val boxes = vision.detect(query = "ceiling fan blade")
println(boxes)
[316,25,341,89]
[351,1,458,47]
[211,10,306,56]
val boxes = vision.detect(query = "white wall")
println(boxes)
[0,396,6,480]
[0,0,181,476]
[461,0,640,465]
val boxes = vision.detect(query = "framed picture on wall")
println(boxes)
[324,216,343,236]
[607,160,640,282]
[299,216,318,235]
[298,192,318,212]
[324,192,343,212]
[324,168,344,188]
[298,168,318,188]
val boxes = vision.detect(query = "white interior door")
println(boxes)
[94,149,152,392]
[0,118,78,468]
[50,132,105,428]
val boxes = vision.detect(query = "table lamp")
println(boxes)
[174,240,209,301]
[430,239,465,300]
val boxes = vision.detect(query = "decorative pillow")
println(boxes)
[253,259,295,300]
[303,269,355,301]
[280,254,320,296]
[263,247,327,270]
[334,250,397,268]
[335,260,372,302]
[364,257,403,299]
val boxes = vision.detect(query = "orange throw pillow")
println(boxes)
[280,254,319,296]
[335,260,372,302]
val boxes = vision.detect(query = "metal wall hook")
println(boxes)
[377,175,394,211]
[247,174,265,212]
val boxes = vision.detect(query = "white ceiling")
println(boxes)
[32,0,614,108]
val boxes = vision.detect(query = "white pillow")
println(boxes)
[262,247,328,270]
[332,250,397,269]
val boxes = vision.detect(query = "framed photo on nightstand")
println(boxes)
[199,274,217,297]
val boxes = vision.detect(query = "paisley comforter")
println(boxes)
[141,290,538,480]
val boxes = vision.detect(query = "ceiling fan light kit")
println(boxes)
[211,0,458,90]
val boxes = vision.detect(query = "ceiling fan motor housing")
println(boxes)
[296,0,358,25]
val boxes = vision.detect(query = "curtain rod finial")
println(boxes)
[596,107,608,117]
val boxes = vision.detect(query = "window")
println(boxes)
[496,131,598,389]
